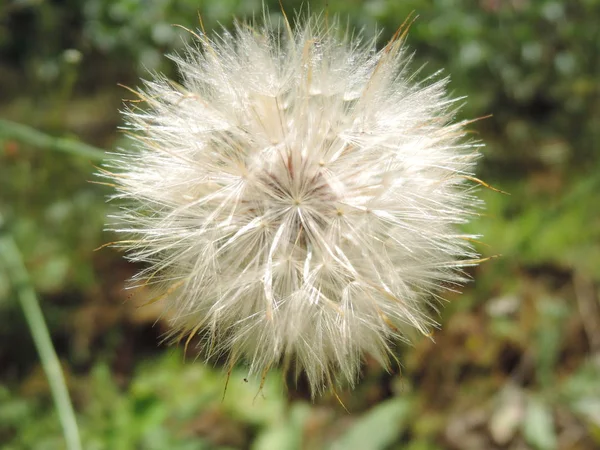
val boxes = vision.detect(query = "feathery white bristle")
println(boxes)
[102,14,483,395]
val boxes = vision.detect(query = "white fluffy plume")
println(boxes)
[103,14,483,395]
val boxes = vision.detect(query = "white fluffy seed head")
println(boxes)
[103,14,483,395]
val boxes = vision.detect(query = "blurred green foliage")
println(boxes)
[1,0,599,449]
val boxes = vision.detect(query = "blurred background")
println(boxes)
[1,0,599,449]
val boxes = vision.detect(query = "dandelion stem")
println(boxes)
[0,213,82,450]
[0,119,105,161]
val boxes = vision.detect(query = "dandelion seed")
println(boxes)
[102,13,484,395]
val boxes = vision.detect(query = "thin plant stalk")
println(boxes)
[0,119,105,161]
[0,213,82,450]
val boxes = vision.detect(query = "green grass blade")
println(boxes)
[0,213,82,450]
[0,119,105,161]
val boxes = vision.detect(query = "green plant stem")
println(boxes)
[0,214,82,450]
[0,119,105,161]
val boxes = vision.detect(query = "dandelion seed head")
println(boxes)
[103,14,484,395]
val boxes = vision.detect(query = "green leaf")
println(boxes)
[331,398,412,450]
[523,396,557,450]
[252,402,310,450]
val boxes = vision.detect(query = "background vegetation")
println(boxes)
[1,0,599,449]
